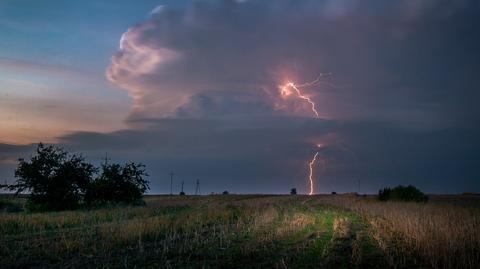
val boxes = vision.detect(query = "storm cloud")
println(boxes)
[106,0,480,124]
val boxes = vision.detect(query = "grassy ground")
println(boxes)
[0,194,479,268]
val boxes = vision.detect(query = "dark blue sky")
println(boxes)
[1,0,479,194]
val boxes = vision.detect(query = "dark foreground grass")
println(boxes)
[0,195,478,268]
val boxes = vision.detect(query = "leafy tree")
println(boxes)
[2,144,150,211]
[290,188,297,195]
[86,163,149,205]
[378,185,428,202]
[222,190,229,195]
[5,144,97,211]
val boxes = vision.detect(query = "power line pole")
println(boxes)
[195,179,200,195]
[169,172,174,195]
[103,152,110,166]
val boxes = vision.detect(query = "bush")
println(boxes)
[378,185,428,202]
[2,144,149,211]
[290,188,297,195]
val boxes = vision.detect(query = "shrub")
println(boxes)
[378,185,428,202]
[290,188,297,195]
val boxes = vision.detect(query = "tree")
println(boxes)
[222,190,229,195]
[5,144,96,211]
[2,144,150,211]
[378,185,428,202]
[378,187,391,201]
[290,188,297,195]
[86,163,149,205]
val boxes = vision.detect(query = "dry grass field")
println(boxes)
[1,194,479,268]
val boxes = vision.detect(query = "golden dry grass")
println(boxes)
[313,195,480,268]
[0,194,478,268]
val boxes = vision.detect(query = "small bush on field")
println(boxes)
[1,143,149,211]
[378,185,428,202]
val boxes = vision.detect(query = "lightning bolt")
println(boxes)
[286,82,319,117]
[308,152,319,195]
[280,73,332,118]
[280,74,331,195]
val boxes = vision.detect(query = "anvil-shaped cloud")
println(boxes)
[106,0,479,126]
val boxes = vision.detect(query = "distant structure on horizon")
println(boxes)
[195,179,200,195]
[169,172,174,195]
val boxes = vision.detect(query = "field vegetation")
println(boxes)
[1,194,479,268]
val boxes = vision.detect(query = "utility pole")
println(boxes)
[169,172,174,195]
[181,180,184,193]
[195,179,200,195]
[103,152,110,166]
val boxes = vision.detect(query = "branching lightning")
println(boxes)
[280,73,331,117]
[284,82,319,117]
[280,74,331,195]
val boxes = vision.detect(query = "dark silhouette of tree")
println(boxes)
[378,185,428,202]
[222,190,229,195]
[290,188,297,195]
[378,187,391,201]
[86,163,149,205]
[2,143,150,211]
[4,144,96,211]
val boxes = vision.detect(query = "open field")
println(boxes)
[1,194,479,268]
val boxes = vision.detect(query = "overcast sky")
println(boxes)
[1,0,479,194]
